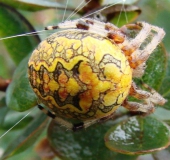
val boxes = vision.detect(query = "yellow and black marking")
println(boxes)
[28,29,132,120]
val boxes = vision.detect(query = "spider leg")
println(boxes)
[142,83,167,105]
[127,22,165,68]
[132,62,146,78]
[122,99,155,114]
[120,22,152,56]
[122,81,166,114]
[45,18,126,44]
[37,104,115,131]
[121,22,165,77]
[129,81,150,99]
[38,104,74,130]
[45,18,108,34]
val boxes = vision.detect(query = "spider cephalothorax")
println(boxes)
[28,18,166,131]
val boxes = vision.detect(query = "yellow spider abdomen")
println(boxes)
[28,29,132,120]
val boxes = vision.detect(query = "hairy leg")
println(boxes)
[122,81,166,114]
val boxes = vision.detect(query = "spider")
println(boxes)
[28,18,166,131]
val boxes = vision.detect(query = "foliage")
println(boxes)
[0,0,170,160]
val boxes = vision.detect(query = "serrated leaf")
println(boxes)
[6,55,37,111]
[2,112,48,159]
[104,116,170,155]
[0,0,70,11]
[0,3,40,65]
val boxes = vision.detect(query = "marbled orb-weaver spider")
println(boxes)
[28,18,166,131]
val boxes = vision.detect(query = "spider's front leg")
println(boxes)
[44,18,126,44]
[122,82,166,114]
[44,18,108,35]
[120,22,165,78]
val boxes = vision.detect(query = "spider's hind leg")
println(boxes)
[142,83,167,106]
[122,81,166,114]
[37,104,116,131]
[37,105,101,131]
[122,99,155,115]
[37,104,74,131]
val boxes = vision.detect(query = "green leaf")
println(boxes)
[0,96,6,107]
[153,108,170,122]
[0,0,70,11]
[0,97,8,127]
[86,5,141,27]
[47,120,137,160]
[1,111,33,130]
[0,3,40,65]
[0,55,10,78]
[104,116,170,155]
[108,5,141,27]
[159,49,170,110]
[2,112,48,159]
[162,92,170,110]
[6,54,37,111]
[141,44,167,91]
